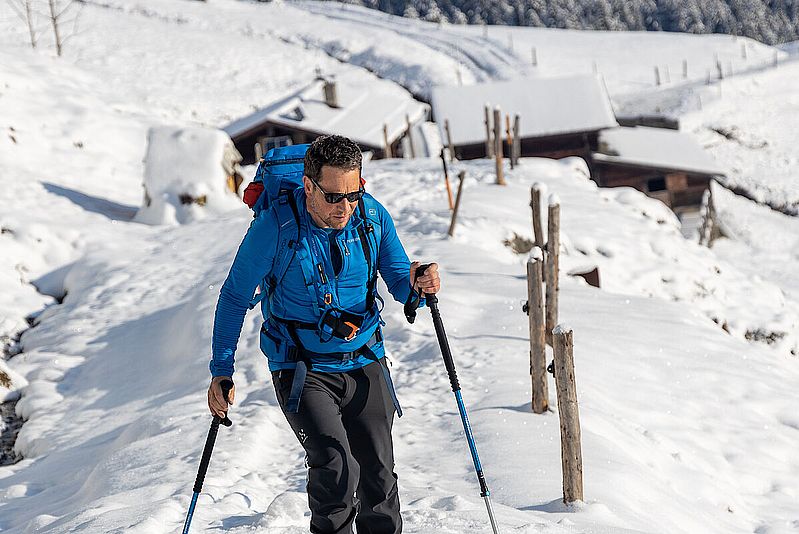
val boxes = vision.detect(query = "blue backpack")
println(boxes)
[246,145,381,319]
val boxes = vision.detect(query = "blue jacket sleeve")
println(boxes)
[210,210,279,377]
[375,200,417,305]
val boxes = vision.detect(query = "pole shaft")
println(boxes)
[182,492,200,534]
[193,417,221,493]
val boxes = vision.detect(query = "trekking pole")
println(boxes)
[405,267,501,534]
[182,379,234,534]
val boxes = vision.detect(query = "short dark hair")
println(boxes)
[304,135,362,182]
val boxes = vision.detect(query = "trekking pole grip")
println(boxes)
[219,379,234,427]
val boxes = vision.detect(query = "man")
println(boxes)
[208,135,440,534]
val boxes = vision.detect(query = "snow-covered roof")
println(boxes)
[223,78,429,149]
[594,126,725,176]
[431,74,618,145]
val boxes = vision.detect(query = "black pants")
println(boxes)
[273,360,402,534]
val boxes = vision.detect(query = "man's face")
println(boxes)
[303,165,361,230]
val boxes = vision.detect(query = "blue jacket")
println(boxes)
[210,188,416,376]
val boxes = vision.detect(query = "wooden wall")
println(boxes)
[592,161,711,209]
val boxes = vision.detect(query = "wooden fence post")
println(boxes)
[527,249,548,414]
[531,46,537,67]
[505,114,514,170]
[699,180,723,247]
[493,106,505,185]
[545,195,560,346]
[440,148,455,211]
[513,114,521,166]
[484,104,494,158]
[254,142,263,162]
[553,325,583,504]
[654,66,661,86]
[444,119,455,162]
[383,124,393,158]
[682,59,688,79]
[530,184,545,252]
[448,171,466,237]
[405,114,416,158]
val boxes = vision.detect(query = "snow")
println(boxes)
[595,126,725,176]
[1,1,799,533]
[680,60,799,213]
[431,74,618,145]
[136,126,243,225]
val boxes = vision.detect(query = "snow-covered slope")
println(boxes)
[2,1,799,533]
[3,153,799,533]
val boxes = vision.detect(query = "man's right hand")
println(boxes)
[208,376,235,418]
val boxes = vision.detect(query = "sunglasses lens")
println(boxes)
[324,190,364,204]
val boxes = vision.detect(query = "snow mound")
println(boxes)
[135,126,243,225]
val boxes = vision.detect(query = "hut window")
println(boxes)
[262,135,293,152]
[647,177,667,192]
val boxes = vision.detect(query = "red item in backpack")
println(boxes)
[243,181,264,209]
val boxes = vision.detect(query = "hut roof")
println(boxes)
[594,126,725,177]
[223,78,429,149]
[431,74,618,145]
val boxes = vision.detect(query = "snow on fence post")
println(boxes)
[440,148,455,211]
[654,66,660,86]
[545,194,560,346]
[484,104,494,158]
[664,65,671,84]
[552,325,583,504]
[383,124,393,158]
[444,119,455,162]
[405,114,416,158]
[526,248,548,414]
[447,171,466,237]
[505,114,514,170]
[493,106,506,185]
[512,114,521,166]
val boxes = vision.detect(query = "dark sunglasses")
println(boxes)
[310,177,365,204]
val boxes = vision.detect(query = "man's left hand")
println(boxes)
[410,261,441,295]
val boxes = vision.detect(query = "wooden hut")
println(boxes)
[592,126,725,214]
[223,77,430,165]
[430,74,618,161]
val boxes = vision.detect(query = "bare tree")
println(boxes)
[6,0,40,49]
[46,0,79,57]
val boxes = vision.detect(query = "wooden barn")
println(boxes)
[592,126,725,215]
[430,74,618,161]
[223,76,430,165]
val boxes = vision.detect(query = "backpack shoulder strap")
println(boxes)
[269,190,302,289]
[357,196,380,310]
[247,190,302,310]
